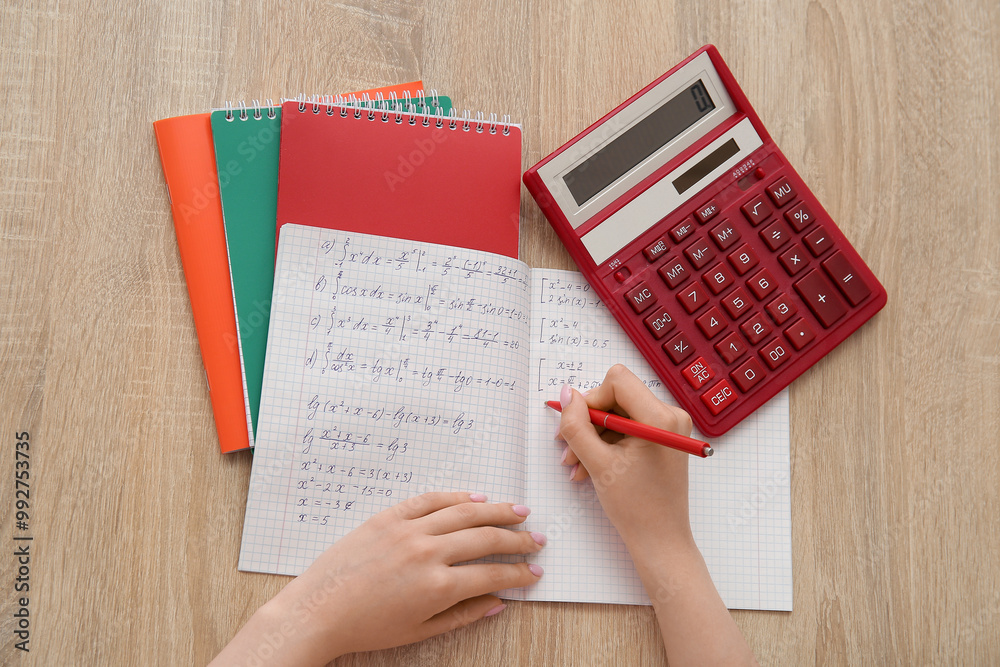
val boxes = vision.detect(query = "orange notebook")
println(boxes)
[154,82,424,454]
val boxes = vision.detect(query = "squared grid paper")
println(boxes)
[501,269,792,611]
[239,225,532,575]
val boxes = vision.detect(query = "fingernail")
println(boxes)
[569,463,579,481]
[528,563,544,577]
[560,446,569,463]
[484,603,506,617]
[469,493,488,502]
[582,389,591,396]
[554,423,564,441]
[530,531,547,546]
[559,384,572,409]
[512,504,531,516]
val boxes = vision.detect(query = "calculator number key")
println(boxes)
[740,313,773,344]
[760,339,790,370]
[747,268,778,300]
[701,378,737,416]
[715,332,748,364]
[741,194,773,226]
[695,306,727,339]
[794,269,848,327]
[765,292,798,325]
[643,305,676,339]
[727,243,760,276]
[625,282,657,313]
[731,357,766,392]
[721,286,752,320]
[658,257,689,289]
[681,356,715,390]
[677,282,709,314]
[702,263,734,295]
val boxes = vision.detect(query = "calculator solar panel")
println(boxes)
[524,45,886,436]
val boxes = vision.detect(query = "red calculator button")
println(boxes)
[677,281,709,314]
[710,219,741,250]
[681,356,715,389]
[727,243,760,276]
[821,251,872,306]
[643,236,670,262]
[664,332,695,364]
[747,268,778,300]
[785,202,814,232]
[695,306,727,339]
[740,313,773,344]
[804,225,834,257]
[765,292,798,324]
[613,267,631,283]
[766,177,796,207]
[695,200,720,224]
[760,339,791,370]
[794,269,848,327]
[625,282,657,314]
[670,218,697,243]
[702,262,735,295]
[643,305,676,339]
[684,238,717,269]
[658,257,689,289]
[721,286,752,320]
[778,243,809,275]
[701,378,737,416]
[760,218,793,251]
[731,358,766,392]
[754,167,766,180]
[741,194,773,226]
[715,332,748,364]
[783,317,816,350]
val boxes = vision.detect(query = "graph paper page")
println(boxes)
[240,225,531,575]
[510,269,792,610]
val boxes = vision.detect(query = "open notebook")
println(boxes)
[240,224,793,611]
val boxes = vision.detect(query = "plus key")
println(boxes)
[794,269,848,327]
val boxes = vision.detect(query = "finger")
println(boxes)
[567,461,591,482]
[586,364,693,436]
[449,561,543,600]
[560,444,579,467]
[420,595,506,638]
[441,526,546,564]
[418,501,531,535]
[393,492,488,520]
[557,386,612,469]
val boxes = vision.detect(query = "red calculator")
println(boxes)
[524,45,886,436]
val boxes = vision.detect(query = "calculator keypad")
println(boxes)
[611,160,884,435]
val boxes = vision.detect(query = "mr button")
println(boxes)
[701,378,737,416]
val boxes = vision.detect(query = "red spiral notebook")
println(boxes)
[275,101,521,258]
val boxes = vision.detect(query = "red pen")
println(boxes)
[545,400,714,458]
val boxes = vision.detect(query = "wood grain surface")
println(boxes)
[1,0,998,664]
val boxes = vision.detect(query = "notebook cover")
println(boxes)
[276,102,522,259]
[153,113,250,453]
[210,87,443,442]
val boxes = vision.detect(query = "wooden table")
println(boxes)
[2,1,998,664]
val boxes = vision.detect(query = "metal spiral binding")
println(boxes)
[223,98,278,121]
[281,89,513,136]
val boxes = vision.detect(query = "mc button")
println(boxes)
[625,281,657,314]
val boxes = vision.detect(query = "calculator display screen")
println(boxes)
[563,80,716,206]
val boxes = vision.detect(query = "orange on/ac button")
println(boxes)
[701,378,737,416]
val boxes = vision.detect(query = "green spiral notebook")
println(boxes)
[211,92,452,443]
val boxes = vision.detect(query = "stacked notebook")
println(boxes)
[154,82,792,610]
